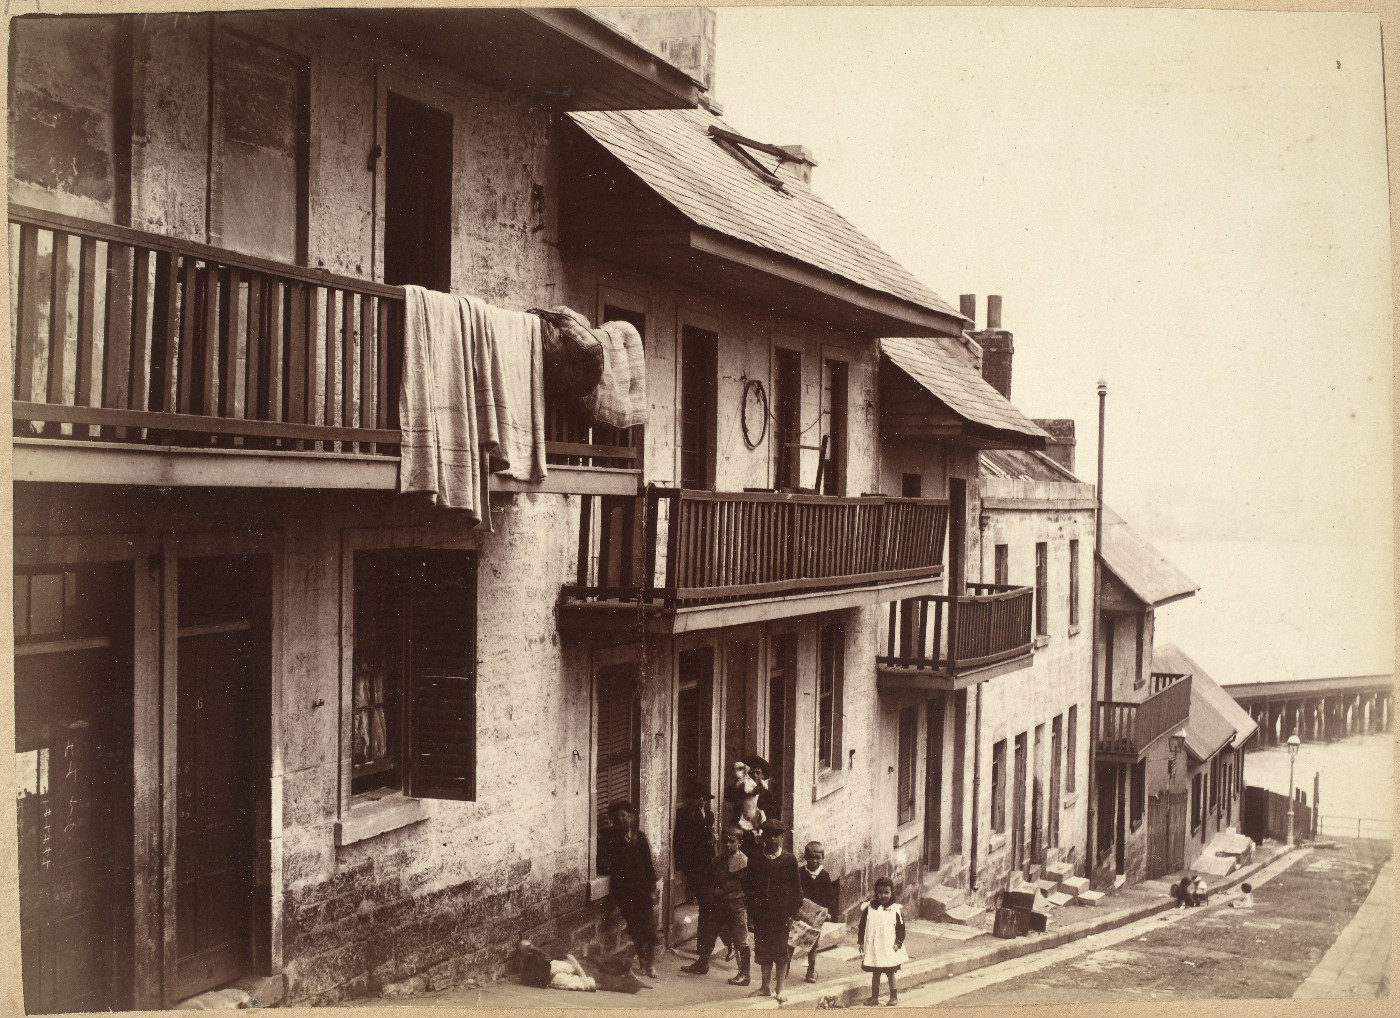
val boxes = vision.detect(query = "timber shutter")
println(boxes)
[897,705,918,826]
[596,661,641,828]
[406,550,478,801]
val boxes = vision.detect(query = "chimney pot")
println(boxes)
[959,294,976,326]
[987,294,1003,330]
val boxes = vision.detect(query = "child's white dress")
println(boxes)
[859,902,909,971]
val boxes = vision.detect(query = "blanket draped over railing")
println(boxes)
[398,285,546,525]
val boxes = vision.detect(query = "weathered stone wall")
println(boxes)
[969,475,1096,902]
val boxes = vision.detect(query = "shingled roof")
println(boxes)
[1101,506,1199,607]
[881,336,1049,445]
[569,108,962,327]
[1154,644,1259,761]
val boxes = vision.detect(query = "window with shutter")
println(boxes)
[897,706,918,826]
[1065,705,1077,792]
[990,739,1006,833]
[350,548,477,801]
[594,661,640,875]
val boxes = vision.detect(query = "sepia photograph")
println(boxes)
[3,2,1393,1013]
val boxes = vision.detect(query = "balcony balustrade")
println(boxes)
[560,487,950,630]
[1097,673,1194,761]
[875,584,1035,686]
[10,205,636,478]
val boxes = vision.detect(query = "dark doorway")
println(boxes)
[773,349,802,491]
[1011,732,1027,873]
[766,634,798,832]
[924,697,945,870]
[15,564,134,1015]
[1049,715,1063,849]
[676,648,715,803]
[173,556,271,1001]
[1031,723,1044,866]
[950,690,966,855]
[1114,764,1127,876]
[384,92,453,291]
[948,479,966,595]
[680,327,718,490]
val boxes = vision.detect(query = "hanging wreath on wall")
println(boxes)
[740,377,769,450]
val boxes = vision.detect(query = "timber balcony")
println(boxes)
[875,584,1036,689]
[558,487,951,634]
[9,205,638,494]
[1096,672,1193,762]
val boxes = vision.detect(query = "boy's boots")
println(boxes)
[726,947,751,986]
[681,955,710,975]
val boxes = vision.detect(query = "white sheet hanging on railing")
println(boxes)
[398,285,546,525]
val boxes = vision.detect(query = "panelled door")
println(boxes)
[172,555,271,1001]
[14,563,134,1015]
[924,697,944,870]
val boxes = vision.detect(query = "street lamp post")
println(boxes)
[1286,733,1301,845]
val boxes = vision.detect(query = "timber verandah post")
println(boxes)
[1087,379,1107,882]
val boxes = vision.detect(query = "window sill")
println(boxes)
[1068,624,1081,637]
[1060,793,1078,810]
[335,792,430,847]
[893,820,921,848]
[812,768,846,803]
[1034,634,1050,649]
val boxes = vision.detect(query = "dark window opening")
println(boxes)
[384,92,453,291]
[1069,539,1080,627]
[1065,705,1077,792]
[901,473,923,498]
[817,622,845,771]
[774,348,802,490]
[990,739,1007,833]
[680,326,718,489]
[994,544,1009,586]
[351,548,477,800]
[1130,760,1146,829]
[1035,541,1048,636]
[821,359,848,495]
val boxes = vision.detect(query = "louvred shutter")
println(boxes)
[595,662,639,827]
[407,550,477,801]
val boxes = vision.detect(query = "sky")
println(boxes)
[714,7,1393,681]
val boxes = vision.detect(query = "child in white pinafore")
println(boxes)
[857,877,907,1006]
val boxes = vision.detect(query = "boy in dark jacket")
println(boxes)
[744,819,803,1003]
[680,824,751,984]
[673,785,717,902]
[798,841,838,982]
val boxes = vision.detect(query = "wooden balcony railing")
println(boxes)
[563,488,950,609]
[1150,671,1190,695]
[10,205,637,467]
[1097,674,1193,758]
[876,584,1035,674]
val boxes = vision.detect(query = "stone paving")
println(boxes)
[343,843,1289,1010]
[1293,858,1392,998]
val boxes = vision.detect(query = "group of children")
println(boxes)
[671,779,908,1005]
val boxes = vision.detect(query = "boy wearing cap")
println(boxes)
[743,818,803,1002]
[673,784,717,903]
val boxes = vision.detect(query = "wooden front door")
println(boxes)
[924,697,944,870]
[766,634,798,833]
[173,555,271,1001]
[16,648,132,1014]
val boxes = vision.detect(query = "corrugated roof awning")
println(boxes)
[880,337,1048,449]
[1101,507,1199,607]
[563,108,966,337]
[1155,644,1259,760]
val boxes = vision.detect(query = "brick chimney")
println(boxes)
[601,7,719,108]
[1033,419,1077,473]
[971,294,1013,400]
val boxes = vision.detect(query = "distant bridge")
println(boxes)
[1227,674,1392,746]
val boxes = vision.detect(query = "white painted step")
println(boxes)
[943,903,985,925]
[1045,861,1075,882]
[1059,876,1090,896]
[1046,891,1074,908]
[1076,889,1106,906]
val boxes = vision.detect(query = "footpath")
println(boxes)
[1293,857,1392,998]
[356,843,1293,1010]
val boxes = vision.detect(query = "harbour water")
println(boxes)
[1244,732,1393,840]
